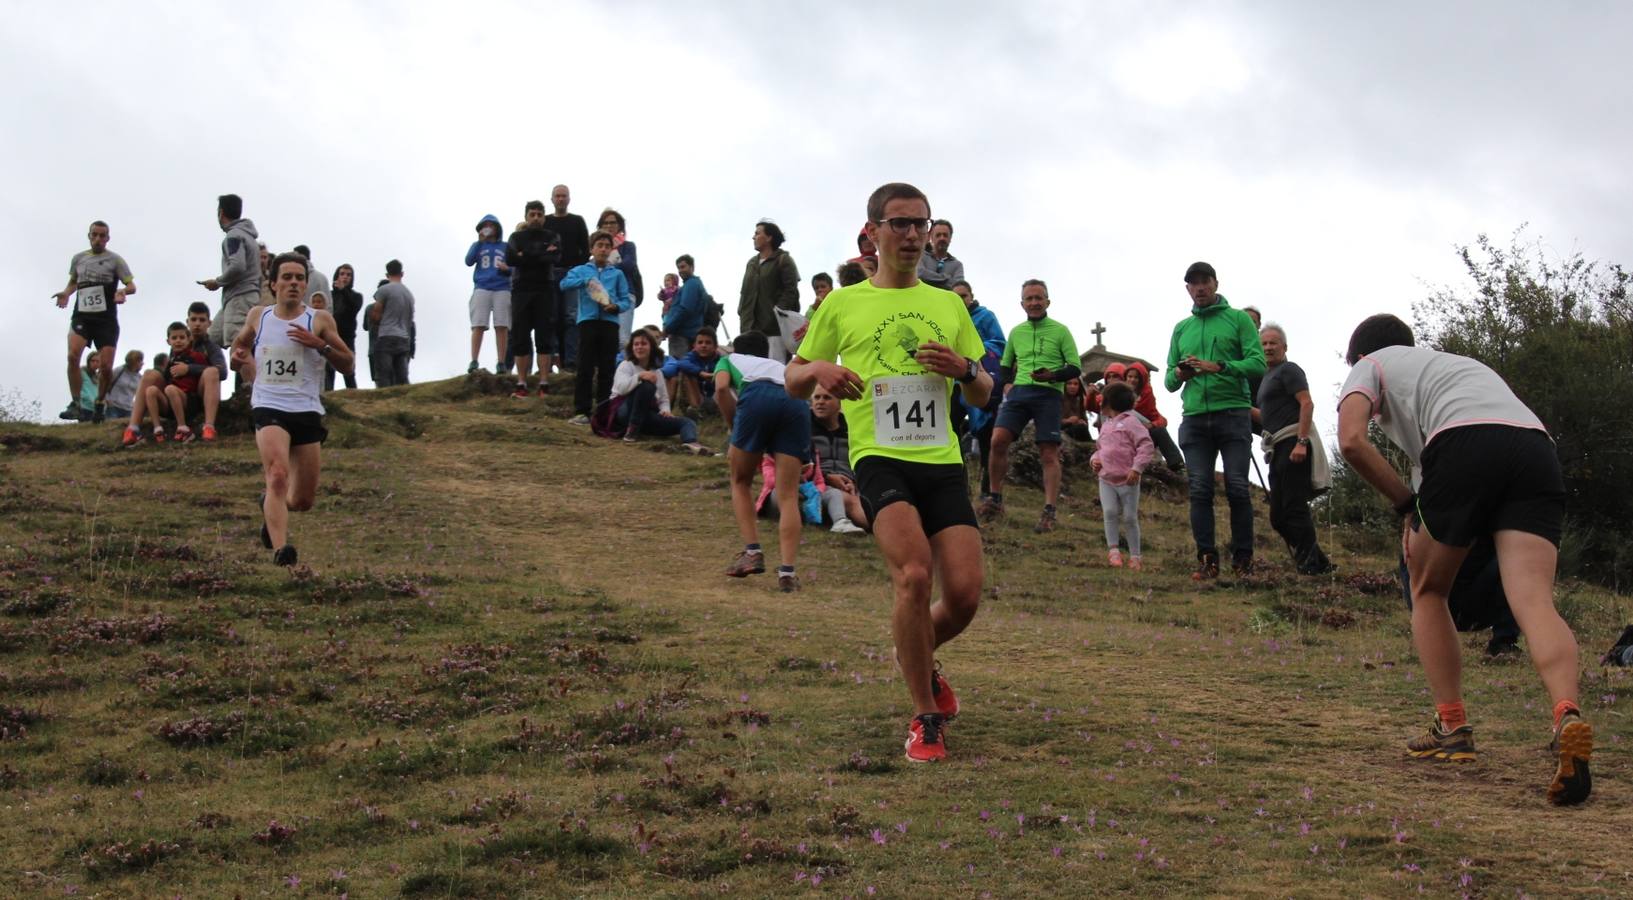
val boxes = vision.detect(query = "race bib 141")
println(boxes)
[871,375,948,446]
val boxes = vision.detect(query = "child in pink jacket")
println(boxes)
[1089,381,1155,568]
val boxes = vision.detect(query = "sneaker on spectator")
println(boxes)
[1108,548,1123,568]
[830,518,865,534]
[58,402,82,421]
[510,383,529,400]
[120,426,144,448]
[904,713,948,763]
[201,424,218,443]
[976,495,1004,524]
[1033,505,1057,533]
[1192,551,1220,581]
[153,428,167,444]
[537,384,550,397]
[683,442,714,456]
[467,360,480,374]
[174,425,195,444]
[1231,551,1254,576]
[568,414,591,426]
[622,431,638,444]
[1128,556,1143,571]
[725,549,765,578]
[273,544,298,567]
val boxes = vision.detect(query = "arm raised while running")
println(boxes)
[228,305,265,381]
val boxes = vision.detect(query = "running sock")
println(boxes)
[745,543,762,553]
[1436,701,1468,730]
[778,565,795,575]
[1552,699,1580,729]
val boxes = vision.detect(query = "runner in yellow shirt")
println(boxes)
[787,182,993,763]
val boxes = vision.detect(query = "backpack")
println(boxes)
[702,290,724,330]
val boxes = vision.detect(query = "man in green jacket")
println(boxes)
[980,279,1081,533]
[739,220,801,361]
[1164,262,1266,579]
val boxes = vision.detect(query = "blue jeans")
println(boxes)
[615,380,699,443]
[1179,408,1254,560]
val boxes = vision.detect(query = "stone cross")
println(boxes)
[1091,321,1107,348]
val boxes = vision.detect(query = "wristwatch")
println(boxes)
[1296,437,1310,446]
[958,359,978,384]
[319,344,333,357]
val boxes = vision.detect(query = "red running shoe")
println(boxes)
[905,713,948,763]
[201,424,218,442]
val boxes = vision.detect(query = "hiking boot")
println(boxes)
[1548,710,1593,805]
[725,549,765,578]
[1406,716,1476,762]
[931,662,960,719]
[1033,505,1058,533]
[201,424,218,443]
[273,544,298,567]
[174,425,195,444]
[1108,549,1124,568]
[120,426,143,448]
[778,572,800,593]
[976,495,1003,524]
[510,384,530,399]
[567,414,591,426]
[904,713,948,763]
[1192,552,1220,581]
[1231,551,1254,576]
[830,517,865,534]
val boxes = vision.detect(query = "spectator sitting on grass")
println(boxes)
[661,328,722,414]
[606,330,710,455]
[808,384,869,533]
[74,350,101,421]
[104,349,144,419]
[138,322,210,444]
[123,302,227,447]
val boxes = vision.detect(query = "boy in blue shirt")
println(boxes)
[662,328,722,414]
[464,214,510,374]
[563,231,633,424]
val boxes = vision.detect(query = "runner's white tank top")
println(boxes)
[250,305,325,415]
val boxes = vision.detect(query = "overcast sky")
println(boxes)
[5,1,1629,445]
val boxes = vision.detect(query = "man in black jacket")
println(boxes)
[546,184,590,370]
[506,200,562,398]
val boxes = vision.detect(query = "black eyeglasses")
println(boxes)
[877,217,932,235]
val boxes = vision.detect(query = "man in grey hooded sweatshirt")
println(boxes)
[202,194,262,371]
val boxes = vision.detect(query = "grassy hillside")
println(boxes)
[1,376,1628,897]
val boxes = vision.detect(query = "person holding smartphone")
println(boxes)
[1163,261,1265,580]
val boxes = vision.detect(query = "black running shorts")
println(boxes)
[855,456,978,537]
[1417,424,1564,547]
[252,407,328,447]
[71,314,120,350]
